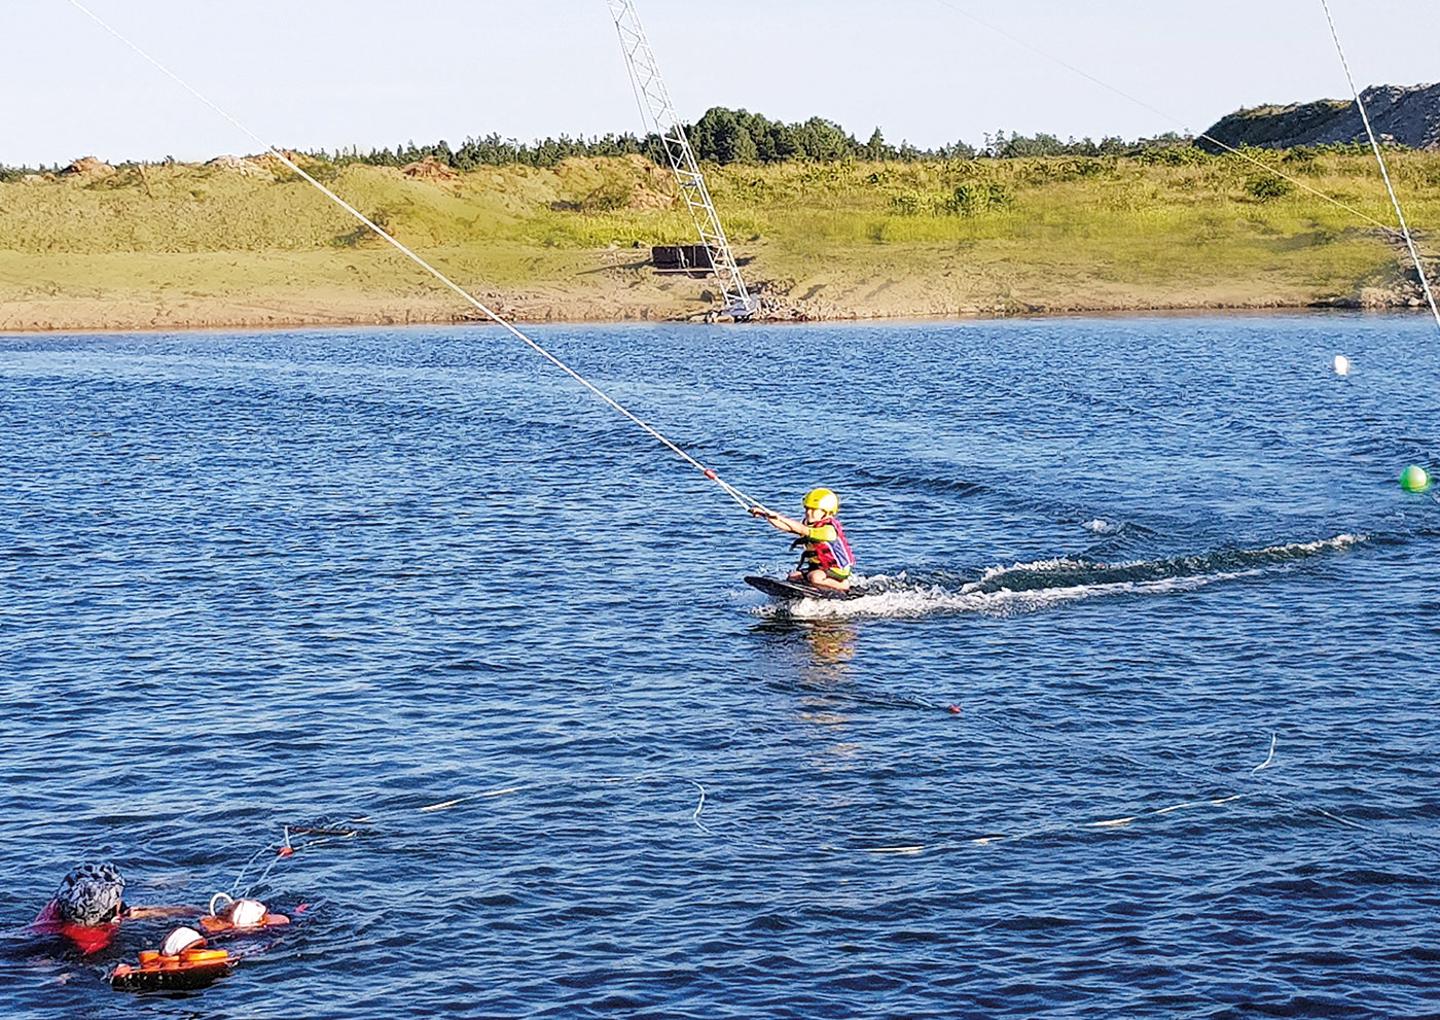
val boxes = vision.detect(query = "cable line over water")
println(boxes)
[62,0,763,514]
[931,0,1440,334]
[1318,0,1440,329]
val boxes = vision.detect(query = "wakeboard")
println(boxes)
[744,575,868,602]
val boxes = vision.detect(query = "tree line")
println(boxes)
[311,108,1194,169]
[0,108,1197,179]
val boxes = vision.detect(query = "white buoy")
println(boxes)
[228,898,268,928]
[161,926,204,956]
[1333,354,1351,376]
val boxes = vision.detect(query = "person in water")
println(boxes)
[30,863,192,955]
[750,487,855,592]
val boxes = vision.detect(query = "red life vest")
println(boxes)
[31,900,120,955]
[795,516,855,574]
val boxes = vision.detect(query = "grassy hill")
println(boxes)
[1,149,1437,330]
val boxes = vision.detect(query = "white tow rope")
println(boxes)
[64,0,762,513]
[1318,0,1440,330]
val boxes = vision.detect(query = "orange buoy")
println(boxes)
[197,910,290,935]
[200,893,290,934]
[110,945,232,993]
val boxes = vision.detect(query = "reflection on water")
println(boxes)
[749,618,858,679]
[800,620,858,671]
[751,618,860,730]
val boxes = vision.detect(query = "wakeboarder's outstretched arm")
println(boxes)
[124,905,196,920]
[749,505,808,537]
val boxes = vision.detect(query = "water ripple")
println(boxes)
[1,316,1437,1017]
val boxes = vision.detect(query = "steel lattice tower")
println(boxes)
[608,0,756,319]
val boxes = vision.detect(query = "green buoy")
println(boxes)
[1400,465,1432,493]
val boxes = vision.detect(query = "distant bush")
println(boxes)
[17,109,1435,186]
[1280,147,1324,176]
[580,178,634,213]
[1136,145,1212,167]
[1019,157,1116,186]
[317,132,658,172]
[983,130,1161,159]
[0,163,59,182]
[1246,175,1294,201]
[1314,141,1381,158]
[334,208,393,247]
[889,193,927,216]
[944,182,1012,216]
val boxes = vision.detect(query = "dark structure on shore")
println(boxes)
[651,245,717,277]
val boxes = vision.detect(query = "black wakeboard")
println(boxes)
[744,575,867,602]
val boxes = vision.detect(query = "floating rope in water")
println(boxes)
[63,0,762,514]
[1318,0,1440,330]
[1251,733,1277,774]
[218,730,1440,888]
[226,817,366,900]
[823,736,1274,856]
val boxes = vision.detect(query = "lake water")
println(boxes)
[1,315,1437,1017]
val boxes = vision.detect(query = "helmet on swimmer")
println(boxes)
[55,862,125,926]
[802,488,840,514]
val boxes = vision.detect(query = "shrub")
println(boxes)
[944,182,1011,216]
[581,178,634,212]
[1246,175,1294,201]
[1281,147,1324,176]
[889,193,926,216]
[1136,145,1211,167]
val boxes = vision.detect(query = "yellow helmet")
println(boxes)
[803,487,840,514]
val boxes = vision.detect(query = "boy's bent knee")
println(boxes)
[805,569,851,592]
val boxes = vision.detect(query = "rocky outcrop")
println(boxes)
[1201,83,1440,151]
[205,154,269,177]
[60,156,116,178]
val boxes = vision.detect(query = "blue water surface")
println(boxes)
[1,314,1437,1018]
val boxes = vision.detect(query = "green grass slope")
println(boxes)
[1,149,1436,329]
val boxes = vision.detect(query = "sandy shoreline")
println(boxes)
[0,297,1420,337]
[0,247,1422,335]
[0,237,1422,334]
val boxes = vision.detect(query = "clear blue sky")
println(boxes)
[0,0,1434,165]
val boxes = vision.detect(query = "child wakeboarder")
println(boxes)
[750,487,855,592]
